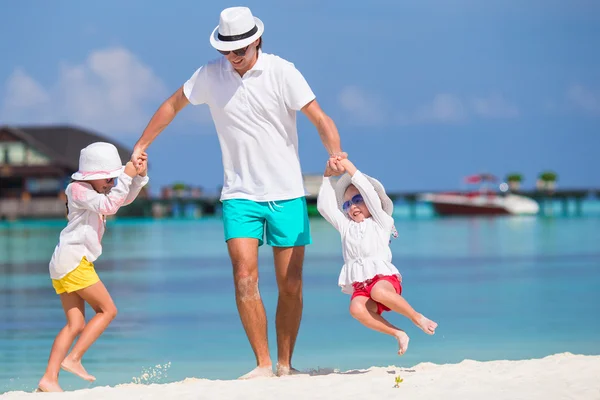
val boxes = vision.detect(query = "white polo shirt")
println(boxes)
[183,51,316,202]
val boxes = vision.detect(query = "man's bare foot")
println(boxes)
[238,366,274,380]
[414,314,438,335]
[37,376,63,392]
[394,331,410,355]
[276,363,308,377]
[61,358,96,382]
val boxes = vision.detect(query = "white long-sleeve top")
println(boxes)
[48,173,149,280]
[317,170,401,294]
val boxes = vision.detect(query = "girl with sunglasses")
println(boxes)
[37,142,149,392]
[317,157,438,356]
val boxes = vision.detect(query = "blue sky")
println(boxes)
[1,0,599,195]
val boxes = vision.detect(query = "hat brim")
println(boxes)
[210,17,264,51]
[71,166,124,181]
[334,173,394,216]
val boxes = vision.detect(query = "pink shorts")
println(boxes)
[351,275,402,315]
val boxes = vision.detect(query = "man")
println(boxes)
[131,6,346,379]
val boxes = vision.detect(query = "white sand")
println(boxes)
[3,353,599,399]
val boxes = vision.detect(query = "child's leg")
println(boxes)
[370,280,438,335]
[38,292,86,392]
[61,280,117,382]
[349,296,410,355]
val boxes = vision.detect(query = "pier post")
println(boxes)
[561,198,569,217]
[575,198,583,216]
[537,197,545,216]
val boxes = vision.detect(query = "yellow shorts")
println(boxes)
[52,256,100,295]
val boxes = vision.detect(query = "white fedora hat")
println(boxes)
[210,6,264,51]
[71,142,124,181]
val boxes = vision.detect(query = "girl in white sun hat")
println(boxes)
[317,157,438,356]
[37,142,149,393]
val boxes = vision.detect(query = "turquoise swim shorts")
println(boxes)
[222,197,312,247]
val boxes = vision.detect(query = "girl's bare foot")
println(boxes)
[61,358,96,382]
[414,314,438,335]
[37,376,63,392]
[394,331,410,355]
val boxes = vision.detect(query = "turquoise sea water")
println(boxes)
[1,201,599,393]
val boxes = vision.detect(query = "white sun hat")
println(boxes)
[71,142,125,181]
[210,7,264,52]
[334,173,394,216]
[334,172,398,239]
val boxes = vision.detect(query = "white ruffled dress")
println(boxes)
[317,170,402,294]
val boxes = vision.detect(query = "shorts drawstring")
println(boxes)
[267,201,284,212]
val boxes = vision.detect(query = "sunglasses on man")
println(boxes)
[342,194,365,213]
[218,45,250,57]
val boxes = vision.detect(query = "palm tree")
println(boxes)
[536,171,558,191]
[172,182,188,198]
[506,173,523,191]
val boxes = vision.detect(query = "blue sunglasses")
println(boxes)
[342,194,364,213]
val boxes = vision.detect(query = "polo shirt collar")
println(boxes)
[222,50,266,73]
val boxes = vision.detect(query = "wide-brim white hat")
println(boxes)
[71,142,125,181]
[210,7,264,51]
[334,173,394,216]
[71,167,124,181]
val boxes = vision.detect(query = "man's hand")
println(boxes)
[131,148,147,169]
[135,153,148,177]
[327,151,348,175]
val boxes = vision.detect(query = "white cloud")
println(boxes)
[338,87,519,127]
[1,47,169,134]
[471,94,519,118]
[338,86,386,126]
[566,84,600,116]
[413,93,467,124]
[3,69,51,109]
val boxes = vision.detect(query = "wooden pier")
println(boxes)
[116,188,599,219]
[2,188,597,221]
[386,188,598,218]
[512,189,596,217]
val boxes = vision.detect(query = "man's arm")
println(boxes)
[301,99,347,173]
[302,99,342,156]
[131,86,190,165]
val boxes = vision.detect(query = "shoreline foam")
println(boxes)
[2,353,599,399]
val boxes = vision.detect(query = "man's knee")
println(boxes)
[236,276,261,302]
[232,258,260,302]
[280,280,302,297]
[278,271,303,297]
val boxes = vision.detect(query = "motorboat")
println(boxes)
[420,174,540,216]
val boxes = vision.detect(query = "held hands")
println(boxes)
[324,151,348,177]
[130,151,148,177]
[136,153,148,177]
[131,148,145,170]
